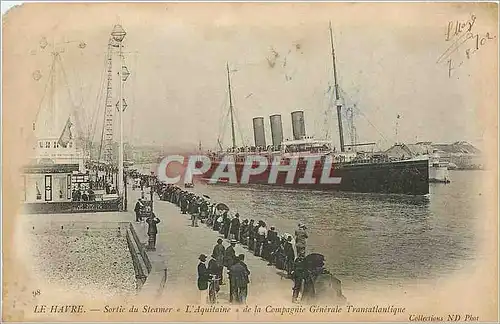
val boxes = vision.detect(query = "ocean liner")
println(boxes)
[193,23,429,195]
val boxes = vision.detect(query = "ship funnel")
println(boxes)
[269,114,284,147]
[252,117,266,147]
[291,110,306,140]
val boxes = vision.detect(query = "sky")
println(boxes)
[2,2,498,153]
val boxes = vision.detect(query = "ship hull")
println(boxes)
[195,158,429,195]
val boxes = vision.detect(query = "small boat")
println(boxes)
[429,150,451,183]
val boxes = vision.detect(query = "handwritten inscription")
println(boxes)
[445,16,477,41]
[437,14,496,78]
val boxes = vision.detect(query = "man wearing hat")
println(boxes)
[134,198,144,222]
[207,254,221,299]
[224,239,237,302]
[230,213,240,241]
[197,254,209,304]
[239,219,249,246]
[224,239,237,269]
[146,212,161,251]
[229,254,250,304]
[211,239,226,285]
[291,254,306,303]
[295,223,308,258]
[284,236,296,277]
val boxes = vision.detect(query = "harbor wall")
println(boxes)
[23,198,122,214]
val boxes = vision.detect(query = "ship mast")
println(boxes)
[226,62,237,150]
[329,22,345,153]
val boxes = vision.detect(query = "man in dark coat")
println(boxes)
[284,236,296,277]
[240,220,249,245]
[191,200,200,227]
[291,255,306,303]
[238,254,250,278]
[274,237,286,270]
[248,220,255,251]
[197,254,209,304]
[213,211,222,231]
[224,240,237,268]
[295,223,308,257]
[146,213,160,251]
[207,254,220,280]
[224,239,237,301]
[266,226,279,264]
[223,213,231,239]
[219,211,228,235]
[229,254,250,304]
[207,254,220,300]
[180,195,188,214]
[211,239,225,284]
[230,213,240,241]
[134,198,144,222]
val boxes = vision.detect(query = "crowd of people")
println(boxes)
[125,174,345,304]
[71,186,95,202]
[154,183,338,304]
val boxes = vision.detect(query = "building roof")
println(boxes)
[385,141,481,157]
[22,163,80,174]
[432,141,481,154]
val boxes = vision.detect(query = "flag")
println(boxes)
[58,118,73,148]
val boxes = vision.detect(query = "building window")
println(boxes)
[39,141,43,148]
[36,181,42,200]
[59,177,65,199]
[67,174,72,200]
[45,142,50,148]
[69,141,73,148]
[53,141,57,148]
[45,175,52,201]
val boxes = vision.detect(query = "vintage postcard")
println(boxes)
[1,2,498,322]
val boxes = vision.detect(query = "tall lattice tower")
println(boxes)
[101,38,115,163]
[100,24,128,164]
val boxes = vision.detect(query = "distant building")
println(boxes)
[384,141,483,170]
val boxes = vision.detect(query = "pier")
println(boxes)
[23,184,345,308]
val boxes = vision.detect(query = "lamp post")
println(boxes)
[111,24,127,211]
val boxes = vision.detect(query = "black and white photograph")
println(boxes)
[1,2,498,322]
